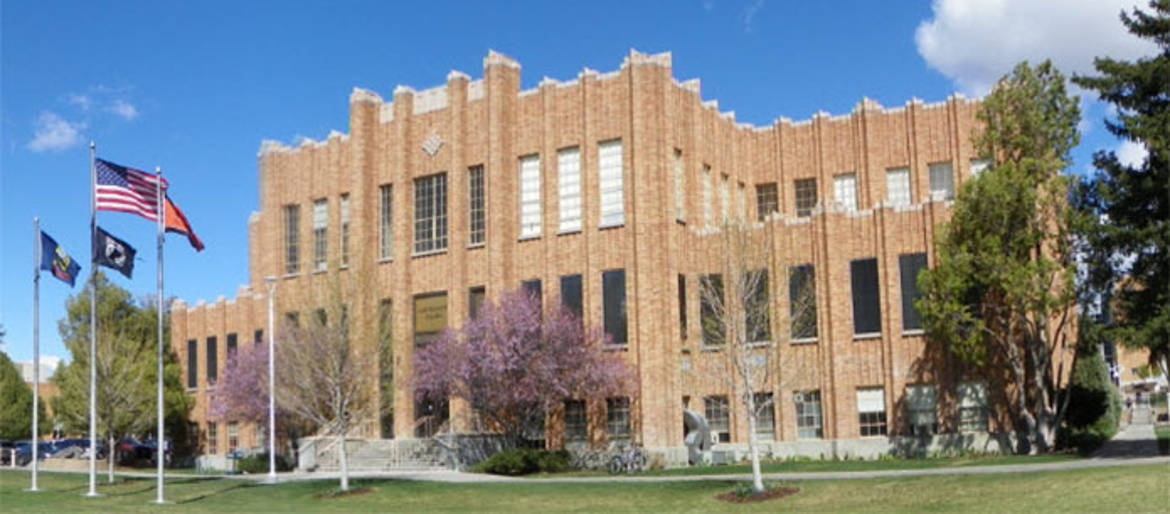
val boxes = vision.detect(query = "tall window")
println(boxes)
[678,274,688,340]
[906,384,938,436]
[795,390,823,439]
[720,174,730,223]
[207,422,218,454]
[794,178,817,217]
[519,155,542,239]
[703,165,713,227]
[187,339,197,389]
[228,422,239,453]
[522,279,543,308]
[413,292,448,347]
[560,274,583,319]
[754,392,775,441]
[340,194,350,266]
[970,158,992,177]
[673,149,686,221]
[701,274,725,347]
[564,400,587,442]
[834,173,858,213]
[253,329,263,349]
[705,395,730,443]
[283,204,300,274]
[857,387,888,437]
[468,287,486,320]
[789,265,818,340]
[206,336,218,385]
[557,147,582,233]
[899,253,928,331]
[746,269,771,343]
[468,165,486,246]
[850,258,882,336]
[958,382,989,432]
[756,182,778,221]
[737,182,746,221]
[598,139,625,227]
[379,184,393,260]
[378,298,394,439]
[414,173,448,253]
[886,167,912,207]
[226,333,238,365]
[929,162,955,200]
[603,270,627,345]
[312,198,328,271]
[606,397,631,438]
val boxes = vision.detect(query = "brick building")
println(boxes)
[171,50,1017,465]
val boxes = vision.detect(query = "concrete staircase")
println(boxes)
[302,438,448,472]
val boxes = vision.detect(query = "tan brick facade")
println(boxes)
[172,50,1018,458]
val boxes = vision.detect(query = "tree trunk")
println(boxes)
[338,431,349,492]
[746,410,764,494]
[107,436,116,483]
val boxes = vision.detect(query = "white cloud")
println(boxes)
[68,93,92,111]
[27,111,86,153]
[1116,140,1148,168]
[916,0,1157,96]
[107,99,139,121]
[740,0,765,33]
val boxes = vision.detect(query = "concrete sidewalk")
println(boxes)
[1092,406,1162,459]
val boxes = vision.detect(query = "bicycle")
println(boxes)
[608,443,648,474]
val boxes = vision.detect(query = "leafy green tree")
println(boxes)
[0,352,51,440]
[919,61,1083,453]
[1073,1,1169,398]
[1064,319,1120,437]
[52,272,192,479]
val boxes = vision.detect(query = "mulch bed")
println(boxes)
[316,487,375,500]
[716,486,801,504]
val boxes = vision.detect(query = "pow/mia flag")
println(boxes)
[93,226,136,279]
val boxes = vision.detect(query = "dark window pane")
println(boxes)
[469,287,486,320]
[226,333,238,365]
[851,258,882,335]
[560,275,583,319]
[187,339,198,389]
[206,336,218,384]
[789,265,818,339]
[756,183,779,221]
[678,274,688,340]
[253,329,263,349]
[468,165,486,246]
[603,270,627,345]
[378,298,394,439]
[701,274,725,347]
[899,253,928,331]
[285,311,300,328]
[795,179,817,217]
[746,269,771,342]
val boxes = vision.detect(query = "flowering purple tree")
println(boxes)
[414,289,634,446]
[209,344,271,426]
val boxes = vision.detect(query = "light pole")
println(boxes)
[265,276,278,484]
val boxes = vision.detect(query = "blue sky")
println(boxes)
[0,0,1155,367]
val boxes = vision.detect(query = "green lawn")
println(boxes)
[2,464,1166,513]
[534,452,1081,478]
[1156,426,1170,456]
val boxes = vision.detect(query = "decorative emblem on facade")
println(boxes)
[422,132,444,157]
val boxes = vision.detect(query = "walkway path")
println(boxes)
[1092,406,1161,459]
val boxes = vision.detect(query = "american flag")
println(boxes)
[95,158,169,222]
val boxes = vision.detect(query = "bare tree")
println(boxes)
[273,292,373,492]
[697,219,817,493]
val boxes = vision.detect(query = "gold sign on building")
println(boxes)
[414,293,448,339]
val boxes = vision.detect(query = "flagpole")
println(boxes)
[87,141,99,498]
[30,217,41,492]
[154,166,167,504]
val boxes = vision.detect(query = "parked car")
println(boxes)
[12,441,54,466]
[142,438,173,467]
[0,440,14,465]
[118,437,153,464]
[49,438,106,460]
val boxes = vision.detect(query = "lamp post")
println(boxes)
[265,276,278,483]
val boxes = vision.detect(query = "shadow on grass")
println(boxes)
[173,479,259,505]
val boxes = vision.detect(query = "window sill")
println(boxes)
[557,229,581,236]
[902,329,925,337]
[603,344,628,352]
[518,234,541,242]
[747,341,772,349]
[378,257,393,264]
[700,346,724,353]
[675,218,687,225]
[339,264,349,271]
[281,272,300,280]
[186,388,198,393]
[311,269,327,275]
[790,337,818,345]
[412,249,448,259]
[853,332,882,341]
[598,222,624,231]
[468,243,485,250]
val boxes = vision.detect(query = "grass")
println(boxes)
[533,452,1082,478]
[1156,426,1170,456]
[2,464,1166,513]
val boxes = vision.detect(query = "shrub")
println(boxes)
[236,452,293,474]
[1059,323,1121,454]
[472,448,574,476]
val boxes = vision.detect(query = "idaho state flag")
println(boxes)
[165,196,204,252]
[40,232,81,286]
